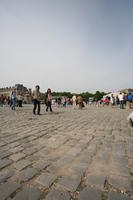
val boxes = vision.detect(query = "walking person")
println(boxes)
[33,85,41,115]
[110,94,115,107]
[77,95,83,109]
[72,95,77,109]
[118,92,124,109]
[17,91,23,107]
[11,88,17,110]
[46,88,52,112]
[127,92,133,109]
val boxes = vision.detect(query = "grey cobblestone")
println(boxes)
[35,172,57,188]
[0,105,133,199]
[0,181,21,200]
[18,167,38,182]
[13,186,42,200]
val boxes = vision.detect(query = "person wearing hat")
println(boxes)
[33,85,41,115]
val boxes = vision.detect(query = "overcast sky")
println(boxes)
[0,0,133,93]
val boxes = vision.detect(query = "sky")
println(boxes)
[0,0,133,93]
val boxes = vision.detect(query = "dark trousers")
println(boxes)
[18,100,22,107]
[33,99,40,114]
[46,101,52,112]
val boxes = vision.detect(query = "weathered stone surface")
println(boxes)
[33,160,49,170]
[13,187,42,200]
[0,181,21,200]
[86,173,106,188]
[0,170,14,183]
[79,188,102,200]
[45,189,71,200]
[18,168,38,182]
[109,176,133,191]
[36,172,57,187]
[0,158,12,169]
[10,146,24,153]
[23,148,38,156]
[9,152,26,161]
[108,191,133,200]
[57,175,81,192]
[0,151,12,159]
[0,105,133,196]
[14,159,31,170]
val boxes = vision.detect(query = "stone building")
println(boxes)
[0,84,32,103]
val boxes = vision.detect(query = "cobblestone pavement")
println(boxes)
[0,105,133,200]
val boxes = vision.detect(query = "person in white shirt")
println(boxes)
[118,93,124,109]
[72,95,77,108]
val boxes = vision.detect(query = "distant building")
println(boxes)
[0,84,32,103]
[120,88,133,95]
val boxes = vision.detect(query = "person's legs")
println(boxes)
[120,101,124,109]
[122,101,124,109]
[79,103,82,109]
[49,102,52,112]
[18,101,20,107]
[12,99,15,110]
[120,101,122,109]
[37,100,40,114]
[33,99,37,114]
[46,103,48,111]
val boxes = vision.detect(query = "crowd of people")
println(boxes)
[0,85,133,113]
[0,89,24,110]
[102,92,133,109]
[32,86,85,115]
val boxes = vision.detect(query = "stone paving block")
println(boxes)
[35,172,57,187]
[45,189,71,200]
[14,159,32,170]
[9,152,26,161]
[18,167,38,182]
[57,175,81,192]
[0,181,21,200]
[0,151,12,159]
[10,146,24,153]
[23,147,38,156]
[0,142,6,147]
[109,176,133,191]
[79,187,102,200]
[0,158,12,169]
[86,173,106,189]
[108,191,133,200]
[33,160,49,170]
[0,170,14,183]
[13,186,43,200]
[8,142,20,148]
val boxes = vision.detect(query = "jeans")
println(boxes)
[11,99,16,110]
[46,101,52,112]
[33,99,40,114]
[120,100,124,109]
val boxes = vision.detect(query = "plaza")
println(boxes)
[0,105,133,199]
